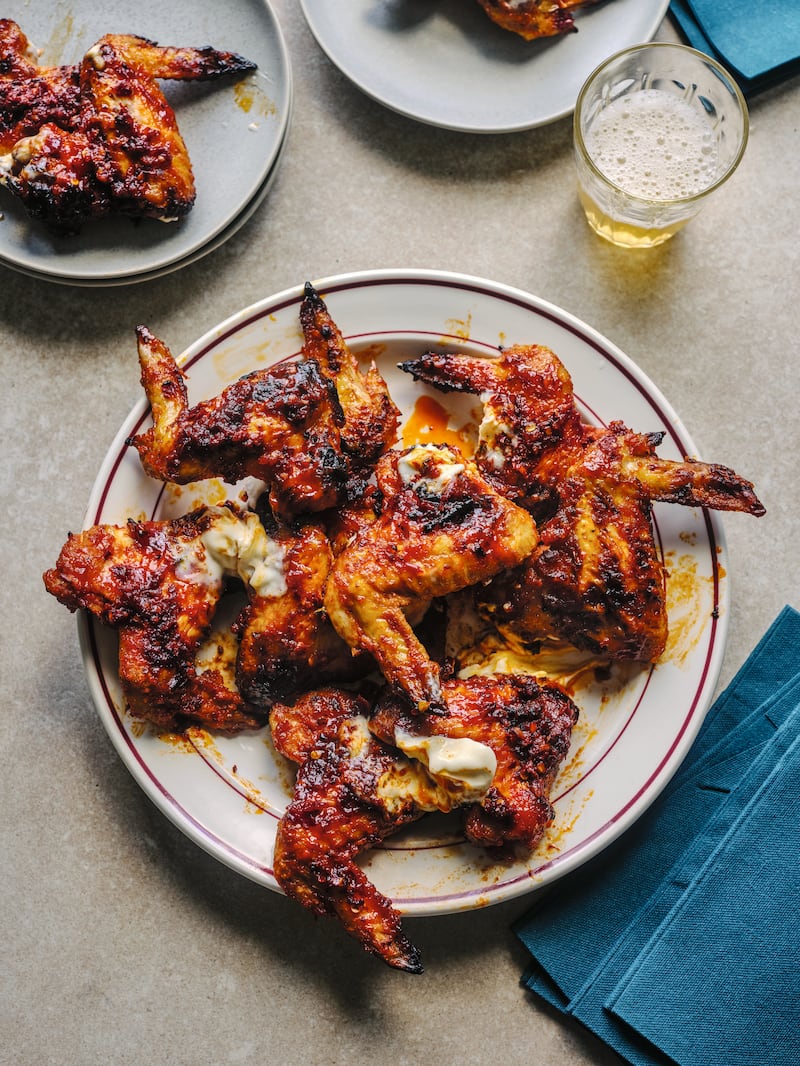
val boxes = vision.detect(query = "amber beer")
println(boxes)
[573,44,749,249]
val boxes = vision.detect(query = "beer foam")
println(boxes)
[585,88,718,201]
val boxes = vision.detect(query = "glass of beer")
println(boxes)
[573,43,749,248]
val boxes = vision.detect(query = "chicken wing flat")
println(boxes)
[324,443,538,712]
[475,0,602,40]
[300,283,400,473]
[370,672,579,851]
[234,516,371,706]
[0,25,255,232]
[43,504,269,733]
[402,347,764,661]
[130,326,349,518]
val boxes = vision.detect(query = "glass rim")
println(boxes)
[573,42,750,208]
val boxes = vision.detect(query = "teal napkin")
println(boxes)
[514,605,800,1066]
[606,717,800,1065]
[670,0,800,93]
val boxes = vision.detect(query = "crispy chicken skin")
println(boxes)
[43,505,266,733]
[234,516,370,706]
[270,689,425,973]
[402,347,765,661]
[0,23,255,231]
[324,443,538,712]
[370,672,579,851]
[130,326,349,519]
[475,0,601,40]
[300,283,401,472]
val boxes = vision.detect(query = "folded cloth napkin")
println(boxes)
[670,0,800,94]
[514,605,800,1066]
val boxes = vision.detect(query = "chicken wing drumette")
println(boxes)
[130,326,350,519]
[271,687,497,972]
[324,443,538,712]
[0,26,255,232]
[370,672,579,851]
[402,346,765,661]
[43,504,272,733]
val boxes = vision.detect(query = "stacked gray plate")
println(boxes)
[0,0,291,286]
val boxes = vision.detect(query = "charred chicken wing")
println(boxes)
[0,20,80,154]
[370,672,579,851]
[475,0,602,40]
[271,687,495,972]
[324,443,538,711]
[403,346,764,660]
[300,283,401,473]
[0,24,255,231]
[43,504,269,733]
[130,326,350,518]
[234,515,370,707]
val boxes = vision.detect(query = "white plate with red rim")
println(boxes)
[0,0,291,284]
[299,0,670,133]
[76,268,728,916]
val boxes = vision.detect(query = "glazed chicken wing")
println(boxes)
[271,689,423,971]
[130,326,349,518]
[272,687,489,972]
[77,34,255,222]
[475,0,602,40]
[402,344,578,512]
[370,672,579,851]
[43,504,269,733]
[300,283,400,473]
[324,443,538,711]
[403,347,764,661]
[234,515,371,706]
[0,25,255,231]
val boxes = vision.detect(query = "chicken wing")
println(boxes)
[43,504,270,733]
[77,34,254,222]
[402,344,578,512]
[402,346,764,661]
[271,689,436,972]
[475,0,602,40]
[272,683,511,969]
[324,443,538,711]
[370,672,579,851]
[300,283,400,474]
[130,326,349,519]
[0,26,255,231]
[234,514,371,706]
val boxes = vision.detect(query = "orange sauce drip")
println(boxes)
[234,81,254,113]
[401,395,476,455]
[664,551,718,668]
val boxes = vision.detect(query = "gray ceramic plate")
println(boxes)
[6,121,289,288]
[300,0,670,133]
[0,0,291,283]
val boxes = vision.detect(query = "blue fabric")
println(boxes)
[670,0,800,94]
[515,606,800,1066]
[607,720,800,1066]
